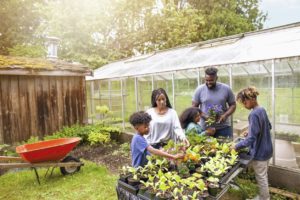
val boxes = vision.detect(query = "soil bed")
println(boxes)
[71,143,131,174]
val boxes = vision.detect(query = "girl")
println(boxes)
[234,86,273,200]
[180,107,215,136]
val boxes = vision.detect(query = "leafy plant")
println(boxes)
[87,131,110,145]
[205,104,223,126]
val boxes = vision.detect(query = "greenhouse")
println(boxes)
[86,22,300,188]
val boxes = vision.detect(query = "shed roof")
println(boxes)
[87,22,300,81]
[0,55,92,76]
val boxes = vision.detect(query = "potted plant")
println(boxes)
[205,104,223,127]
[207,176,220,196]
[127,167,140,186]
[119,165,132,182]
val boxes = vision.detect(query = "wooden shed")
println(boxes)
[0,55,92,144]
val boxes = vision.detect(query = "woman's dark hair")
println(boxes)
[150,88,172,108]
[129,111,152,126]
[179,107,202,129]
[205,67,218,76]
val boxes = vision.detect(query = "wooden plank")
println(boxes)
[35,76,45,138]
[0,156,23,162]
[0,162,83,169]
[63,77,71,126]
[1,76,12,143]
[0,76,3,144]
[10,76,21,143]
[56,77,64,131]
[80,77,87,124]
[269,187,300,199]
[71,76,79,124]
[49,77,59,134]
[28,76,38,138]
[18,76,30,141]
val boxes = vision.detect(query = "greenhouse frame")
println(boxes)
[86,22,300,177]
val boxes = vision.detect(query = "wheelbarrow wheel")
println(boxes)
[60,156,81,175]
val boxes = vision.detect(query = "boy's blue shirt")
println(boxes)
[131,133,150,168]
[236,106,273,161]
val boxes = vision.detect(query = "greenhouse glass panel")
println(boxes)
[274,59,300,170]
[174,71,199,115]
[232,64,272,135]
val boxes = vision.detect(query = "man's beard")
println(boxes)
[206,83,216,89]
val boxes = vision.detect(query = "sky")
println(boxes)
[260,0,300,28]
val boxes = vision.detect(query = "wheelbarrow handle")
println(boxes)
[0,156,23,162]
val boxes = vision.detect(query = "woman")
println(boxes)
[145,88,190,149]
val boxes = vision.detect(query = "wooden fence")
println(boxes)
[0,75,87,144]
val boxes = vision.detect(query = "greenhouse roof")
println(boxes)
[87,22,300,81]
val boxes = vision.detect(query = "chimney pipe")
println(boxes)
[45,36,60,59]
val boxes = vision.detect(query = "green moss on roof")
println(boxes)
[0,55,53,69]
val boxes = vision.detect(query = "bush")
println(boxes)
[44,123,121,146]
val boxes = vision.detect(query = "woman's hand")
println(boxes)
[183,138,190,147]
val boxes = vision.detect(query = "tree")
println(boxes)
[0,0,45,55]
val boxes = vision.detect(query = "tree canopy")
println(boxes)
[0,0,266,68]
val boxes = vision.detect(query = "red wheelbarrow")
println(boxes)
[0,137,83,184]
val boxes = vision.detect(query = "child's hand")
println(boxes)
[174,153,185,160]
[206,127,216,136]
[243,131,248,137]
[230,143,236,150]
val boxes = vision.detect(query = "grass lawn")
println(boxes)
[0,160,118,200]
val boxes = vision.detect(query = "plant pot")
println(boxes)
[119,174,130,183]
[138,185,148,195]
[180,172,190,178]
[199,191,209,199]
[127,177,140,186]
[140,175,148,182]
[208,183,220,196]
[145,189,156,199]
[195,167,207,177]
[156,192,172,200]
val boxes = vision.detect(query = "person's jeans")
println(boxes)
[214,126,233,138]
[251,160,270,200]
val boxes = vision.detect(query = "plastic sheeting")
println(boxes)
[87,22,300,81]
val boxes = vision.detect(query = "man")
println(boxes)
[192,67,236,138]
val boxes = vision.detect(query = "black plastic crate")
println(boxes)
[118,180,139,195]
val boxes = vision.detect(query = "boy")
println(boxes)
[233,87,273,200]
[130,111,184,168]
